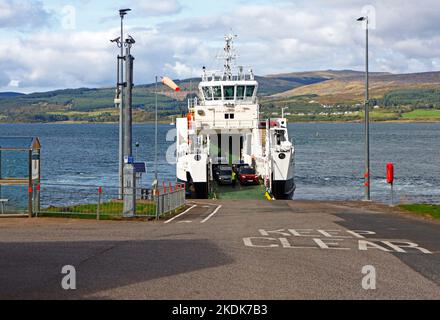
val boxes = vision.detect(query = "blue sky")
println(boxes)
[0,0,439,93]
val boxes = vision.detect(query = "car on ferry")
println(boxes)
[216,166,234,185]
[238,166,259,185]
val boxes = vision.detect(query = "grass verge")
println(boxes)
[399,204,440,220]
[38,202,188,221]
[39,202,157,220]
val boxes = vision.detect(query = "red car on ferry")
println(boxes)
[237,166,259,185]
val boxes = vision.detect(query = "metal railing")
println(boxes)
[194,120,257,130]
[155,183,186,217]
[201,73,255,82]
[34,183,186,220]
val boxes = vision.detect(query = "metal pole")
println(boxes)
[0,148,2,201]
[124,47,133,159]
[119,13,125,200]
[155,76,158,183]
[390,183,394,207]
[364,18,371,201]
[28,150,33,218]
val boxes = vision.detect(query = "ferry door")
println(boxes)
[209,134,242,166]
[227,134,242,166]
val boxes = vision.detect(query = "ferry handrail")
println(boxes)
[194,119,257,129]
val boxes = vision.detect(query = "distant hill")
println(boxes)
[0,92,26,98]
[273,71,440,104]
[267,69,389,80]
[142,74,332,98]
[0,70,439,123]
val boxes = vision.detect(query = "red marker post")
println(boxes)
[386,163,395,206]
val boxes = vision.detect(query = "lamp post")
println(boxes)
[357,16,371,201]
[154,76,159,187]
[111,8,131,199]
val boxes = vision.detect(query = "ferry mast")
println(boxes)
[220,34,237,80]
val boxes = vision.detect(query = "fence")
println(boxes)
[156,182,186,217]
[0,184,31,216]
[34,183,186,220]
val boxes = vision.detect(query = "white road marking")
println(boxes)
[164,205,197,224]
[189,201,218,207]
[201,205,222,224]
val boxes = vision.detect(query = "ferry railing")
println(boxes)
[201,74,255,82]
[194,120,257,129]
[34,183,186,220]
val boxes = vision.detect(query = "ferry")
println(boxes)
[175,35,296,200]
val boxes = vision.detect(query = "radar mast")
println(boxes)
[221,34,237,80]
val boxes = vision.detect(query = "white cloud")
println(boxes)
[0,0,51,29]
[164,61,198,78]
[8,79,20,87]
[0,30,116,90]
[129,0,182,16]
[1,0,440,92]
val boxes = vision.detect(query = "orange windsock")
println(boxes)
[161,77,181,92]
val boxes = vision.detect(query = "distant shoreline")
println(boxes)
[1,119,440,125]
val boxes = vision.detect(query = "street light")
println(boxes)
[357,15,371,201]
[111,8,131,198]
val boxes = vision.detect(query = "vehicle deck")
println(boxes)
[212,181,266,200]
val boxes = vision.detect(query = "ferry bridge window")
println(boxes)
[213,86,222,100]
[246,86,255,98]
[203,87,213,101]
[236,86,245,100]
[224,86,235,100]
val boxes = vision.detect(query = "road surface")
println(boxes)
[0,200,439,300]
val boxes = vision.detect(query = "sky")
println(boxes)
[0,0,439,93]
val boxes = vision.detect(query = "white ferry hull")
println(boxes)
[177,153,210,199]
[271,148,296,199]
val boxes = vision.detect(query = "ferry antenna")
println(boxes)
[217,34,238,80]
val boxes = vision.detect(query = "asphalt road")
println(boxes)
[0,200,439,300]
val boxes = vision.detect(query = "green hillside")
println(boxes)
[0,73,331,123]
[0,87,183,123]
[383,88,440,107]
[0,70,439,123]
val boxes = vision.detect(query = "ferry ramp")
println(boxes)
[213,182,267,200]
